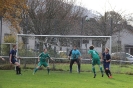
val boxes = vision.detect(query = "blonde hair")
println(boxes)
[105,48,109,51]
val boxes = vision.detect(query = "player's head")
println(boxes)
[89,45,94,50]
[105,48,109,53]
[73,45,77,50]
[43,48,47,52]
[13,44,17,49]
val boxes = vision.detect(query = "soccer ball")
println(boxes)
[85,16,90,22]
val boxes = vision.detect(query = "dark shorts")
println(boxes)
[11,59,18,64]
[70,59,80,65]
[103,62,110,70]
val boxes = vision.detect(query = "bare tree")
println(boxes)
[26,0,85,34]
[84,11,127,51]
[20,0,86,49]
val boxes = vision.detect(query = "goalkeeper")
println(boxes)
[33,48,53,75]
[68,45,81,73]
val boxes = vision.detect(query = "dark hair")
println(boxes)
[73,45,77,47]
[44,48,47,51]
[89,45,94,50]
[12,44,16,48]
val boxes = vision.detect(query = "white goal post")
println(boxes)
[16,34,112,63]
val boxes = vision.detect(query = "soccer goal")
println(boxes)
[16,34,112,71]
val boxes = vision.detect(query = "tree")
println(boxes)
[0,0,28,33]
[20,0,86,50]
[85,11,127,51]
[1,35,16,56]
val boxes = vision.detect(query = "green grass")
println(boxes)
[16,63,133,73]
[0,69,133,88]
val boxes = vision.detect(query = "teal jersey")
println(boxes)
[39,52,50,62]
[88,50,99,59]
[71,49,81,59]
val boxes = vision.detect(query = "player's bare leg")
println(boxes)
[14,62,21,75]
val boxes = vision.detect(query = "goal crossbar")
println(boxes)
[17,34,111,38]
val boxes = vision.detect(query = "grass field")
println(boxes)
[0,68,133,88]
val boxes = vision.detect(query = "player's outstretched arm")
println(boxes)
[16,56,21,60]
[0,56,5,61]
[68,50,73,60]
[9,54,12,64]
[2,57,5,61]
[50,57,54,61]
[100,54,103,61]
[88,54,92,60]
[68,56,70,60]
[38,57,40,62]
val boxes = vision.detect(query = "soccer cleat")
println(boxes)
[18,74,22,75]
[93,73,96,78]
[16,73,22,75]
[102,73,104,77]
[109,76,112,78]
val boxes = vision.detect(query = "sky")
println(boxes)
[76,0,133,15]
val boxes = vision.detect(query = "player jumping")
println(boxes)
[102,48,112,78]
[88,45,104,78]
[33,48,54,75]
[9,44,22,75]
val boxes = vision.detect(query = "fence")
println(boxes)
[1,34,133,74]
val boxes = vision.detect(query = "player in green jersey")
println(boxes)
[33,48,53,75]
[88,45,104,78]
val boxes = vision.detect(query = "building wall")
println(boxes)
[112,29,133,52]
[2,21,11,43]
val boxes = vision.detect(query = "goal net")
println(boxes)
[17,34,113,72]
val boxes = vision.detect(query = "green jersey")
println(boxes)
[39,52,50,62]
[88,50,99,59]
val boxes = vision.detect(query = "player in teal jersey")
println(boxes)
[88,45,104,78]
[33,48,53,75]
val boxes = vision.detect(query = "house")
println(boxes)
[111,25,133,55]
[1,20,35,51]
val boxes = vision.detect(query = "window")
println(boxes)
[92,40,101,47]
[4,33,11,37]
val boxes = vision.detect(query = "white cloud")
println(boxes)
[76,0,133,15]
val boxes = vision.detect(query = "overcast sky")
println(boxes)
[76,0,133,15]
